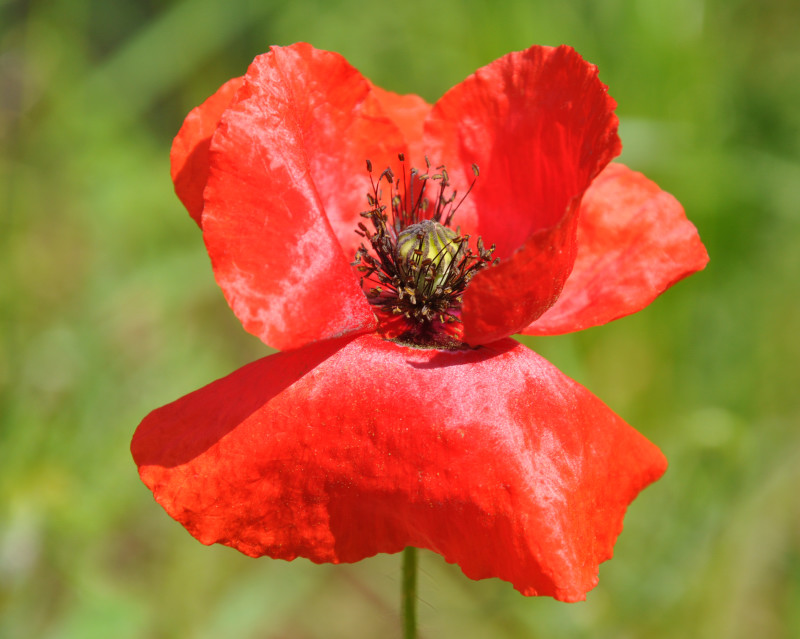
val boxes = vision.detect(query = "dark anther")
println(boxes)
[352,155,496,349]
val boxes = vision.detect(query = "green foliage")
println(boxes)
[2,0,799,636]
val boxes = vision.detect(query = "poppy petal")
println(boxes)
[525,163,710,335]
[132,333,666,602]
[170,76,245,227]
[369,84,431,165]
[422,45,621,345]
[202,43,414,350]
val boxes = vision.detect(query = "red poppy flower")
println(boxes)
[133,43,708,602]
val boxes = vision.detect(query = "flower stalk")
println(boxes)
[402,547,418,639]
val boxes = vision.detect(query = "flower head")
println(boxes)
[134,43,708,601]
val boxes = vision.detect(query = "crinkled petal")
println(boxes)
[525,163,710,335]
[170,76,245,226]
[368,84,431,165]
[202,43,413,350]
[132,333,666,601]
[423,45,621,345]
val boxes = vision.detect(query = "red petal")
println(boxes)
[525,163,710,335]
[369,84,431,165]
[133,333,666,601]
[202,43,414,350]
[170,76,245,227]
[423,45,621,345]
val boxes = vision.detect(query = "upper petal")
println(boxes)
[525,163,710,335]
[170,76,245,226]
[423,45,621,345]
[133,333,666,602]
[202,43,412,350]
[368,84,431,164]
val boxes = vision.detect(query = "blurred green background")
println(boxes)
[2,0,799,637]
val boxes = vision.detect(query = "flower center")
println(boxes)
[396,219,460,295]
[353,155,497,349]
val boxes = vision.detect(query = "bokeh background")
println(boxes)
[3,0,799,637]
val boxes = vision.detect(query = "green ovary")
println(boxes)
[395,220,460,296]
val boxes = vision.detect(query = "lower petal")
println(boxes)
[132,333,665,601]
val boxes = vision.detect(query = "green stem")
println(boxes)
[402,546,418,639]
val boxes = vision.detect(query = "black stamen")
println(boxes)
[352,156,496,349]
